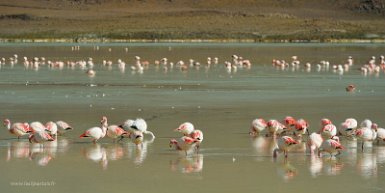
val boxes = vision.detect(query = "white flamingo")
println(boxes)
[79,116,108,144]
[273,136,299,158]
[249,118,267,136]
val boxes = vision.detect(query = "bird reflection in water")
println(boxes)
[309,155,323,178]
[170,154,204,174]
[356,153,377,179]
[6,138,69,166]
[276,160,297,182]
[82,144,108,170]
[6,141,30,161]
[125,138,154,166]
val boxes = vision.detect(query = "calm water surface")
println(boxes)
[0,43,385,193]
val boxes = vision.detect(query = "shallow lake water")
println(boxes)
[0,43,385,193]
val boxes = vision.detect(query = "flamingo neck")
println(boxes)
[5,122,11,130]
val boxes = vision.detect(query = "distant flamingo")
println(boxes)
[283,116,297,134]
[338,118,357,138]
[307,132,323,155]
[130,118,155,139]
[318,137,344,157]
[249,118,267,136]
[372,123,385,143]
[294,118,309,136]
[55,120,73,135]
[266,119,285,137]
[170,136,199,155]
[45,121,58,137]
[273,136,299,158]
[174,122,195,136]
[321,124,337,139]
[3,119,32,139]
[29,131,55,144]
[29,121,47,132]
[79,116,108,144]
[355,119,376,151]
[190,129,204,152]
[106,125,129,142]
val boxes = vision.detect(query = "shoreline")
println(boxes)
[1,38,385,44]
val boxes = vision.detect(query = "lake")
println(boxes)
[0,43,385,193]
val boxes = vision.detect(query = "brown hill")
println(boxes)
[0,0,384,42]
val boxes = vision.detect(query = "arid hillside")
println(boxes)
[0,0,384,42]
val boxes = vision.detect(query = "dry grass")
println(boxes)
[0,0,384,41]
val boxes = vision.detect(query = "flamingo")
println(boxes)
[283,116,297,134]
[338,118,357,138]
[129,118,155,139]
[120,119,135,131]
[174,122,195,136]
[320,118,332,128]
[3,119,32,139]
[249,118,267,136]
[55,120,73,135]
[307,132,323,155]
[294,118,309,136]
[190,129,204,152]
[45,121,58,137]
[29,121,47,132]
[273,136,299,158]
[372,123,385,143]
[106,125,129,142]
[266,119,285,137]
[79,116,108,144]
[321,124,337,139]
[318,137,344,157]
[169,136,199,155]
[29,131,55,144]
[355,119,377,151]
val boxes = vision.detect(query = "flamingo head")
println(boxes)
[101,116,108,124]
[191,130,203,142]
[3,119,10,127]
[321,118,332,127]
[24,123,32,133]
[355,129,363,136]
[284,116,296,126]
[267,120,276,128]
[169,139,178,148]
[371,123,378,130]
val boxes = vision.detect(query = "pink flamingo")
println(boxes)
[106,125,129,142]
[79,116,108,144]
[273,136,299,158]
[3,119,32,139]
[174,122,195,136]
[355,119,376,151]
[190,129,204,152]
[283,116,297,134]
[294,118,309,136]
[169,136,199,155]
[29,131,55,144]
[29,121,47,132]
[372,123,385,143]
[307,132,323,155]
[250,118,267,136]
[267,119,285,137]
[318,137,344,157]
[55,120,73,135]
[45,121,58,138]
[338,118,357,138]
[321,124,337,139]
